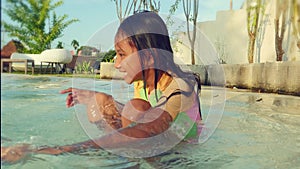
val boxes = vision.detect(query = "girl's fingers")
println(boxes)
[61,88,96,107]
[67,100,75,108]
[66,93,74,107]
[72,99,79,105]
[60,87,81,94]
[70,101,75,107]
[60,87,74,94]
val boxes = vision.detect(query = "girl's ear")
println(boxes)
[143,48,156,68]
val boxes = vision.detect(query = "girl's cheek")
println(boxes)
[122,54,141,71]
[121,54,142,82]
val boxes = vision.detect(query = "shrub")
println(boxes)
[75,61,91,73]
[102,49,116,63]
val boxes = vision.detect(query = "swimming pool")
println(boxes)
[1,74,300,168]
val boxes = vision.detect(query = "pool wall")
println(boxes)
[100,61,300,96]
[189,61,300,96]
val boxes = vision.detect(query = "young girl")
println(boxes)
[1,11,202,162]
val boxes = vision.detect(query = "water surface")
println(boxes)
[1,74,299,169]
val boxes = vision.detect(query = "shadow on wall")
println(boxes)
[187,62,300,96]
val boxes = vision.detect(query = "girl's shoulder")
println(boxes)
[162,76,191,96]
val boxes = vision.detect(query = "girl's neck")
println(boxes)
[144,69,162,94]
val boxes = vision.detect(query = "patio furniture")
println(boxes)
[1,58,34,74]
[11,49,72,74]
[40,49,72,73]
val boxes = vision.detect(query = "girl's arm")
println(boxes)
[36,106,172,155]
[1,99,173,163]
[39,98,172,154]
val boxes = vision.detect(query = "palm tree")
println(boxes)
[71,39,80,54]
[3,0,78,54]
[56,41,64,49]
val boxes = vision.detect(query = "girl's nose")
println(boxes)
[114,56,121,69]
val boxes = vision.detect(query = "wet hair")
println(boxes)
[115,11,201,118]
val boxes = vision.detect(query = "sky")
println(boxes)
[1,0,245,51]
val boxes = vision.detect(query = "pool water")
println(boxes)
[1,74,300,169]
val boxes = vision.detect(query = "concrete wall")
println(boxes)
[100,61,300,96]
[186,61,300,96]
[99,62,124,79]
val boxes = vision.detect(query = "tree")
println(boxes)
[168,0,199,65]
[274,0,289,61]
[111,0,160,22]
[274,0,300,61]
[56,41,64,49]
[71,39,80,55]
[246,0,262,63]
[182,0,199,65]
[255,0,267,63]
[166,0,181,26]
[102,49,117,62]
[2,0,78,54]
[291,0,300,51]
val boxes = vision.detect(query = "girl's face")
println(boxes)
[114,40,143,84]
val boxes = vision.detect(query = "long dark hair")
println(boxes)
[115,11,201,117]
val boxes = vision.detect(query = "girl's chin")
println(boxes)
[123,75,134,84]
[123,75,141,84]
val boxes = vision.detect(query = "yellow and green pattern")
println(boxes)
[133,74,200,140]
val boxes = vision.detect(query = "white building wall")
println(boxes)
[214,9,248,64]
[173,0,299,65]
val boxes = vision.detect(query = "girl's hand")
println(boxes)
[1,144,30,164]
[1,145,67,164]
[60,88,99,108]
[60,88,119,125]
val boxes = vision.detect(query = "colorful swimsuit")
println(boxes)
[133,73,201,140]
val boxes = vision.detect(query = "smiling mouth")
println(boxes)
[117,71,127,78]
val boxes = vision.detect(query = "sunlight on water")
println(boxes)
[1,74,300,169]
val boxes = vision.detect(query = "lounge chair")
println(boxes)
[11,49,72,73]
